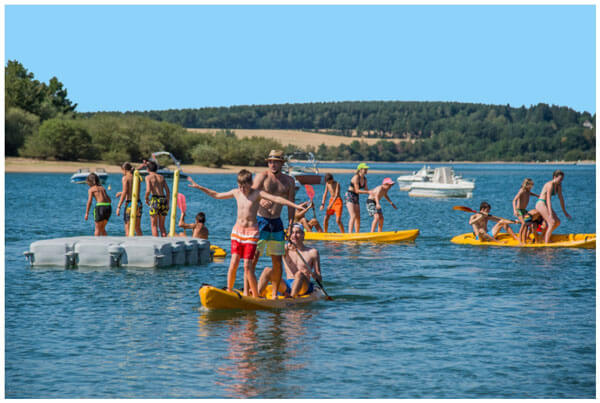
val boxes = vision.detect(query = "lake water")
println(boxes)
[4,163,596,398]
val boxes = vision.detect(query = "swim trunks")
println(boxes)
[124,200,143,223]
[517,208,528,217]
[366,199,382,217]
[94,202,112,222]
[326,197,343,218]
[284,278,314,296]
[149,195,169,216]
[345,190,359,205]
[475,230,494,241]
[256,216,285,256]
[230,224,259,260]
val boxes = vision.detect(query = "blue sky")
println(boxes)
[5,5,596,113]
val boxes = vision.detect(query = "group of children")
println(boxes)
[470,170,571,245]
[84,160,208,239]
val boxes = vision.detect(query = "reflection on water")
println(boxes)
[197,309,316,398]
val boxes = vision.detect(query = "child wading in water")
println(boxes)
[116,162,143,236]
[84,173,112,236]
[145,160,170,237]
[366,178,397,232]
[320,173,345,232]
[512,178,539,228]
[188,170,305,297]
[178,212,209,239]
[469,201,518,242]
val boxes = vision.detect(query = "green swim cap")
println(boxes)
[357,163,370,170]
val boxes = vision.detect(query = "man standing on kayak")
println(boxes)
[250,150,296,299]
[257,223,322,298]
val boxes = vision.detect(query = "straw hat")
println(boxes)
[266,150,285,161]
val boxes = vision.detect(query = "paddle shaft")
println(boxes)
[287,238,333,301]
[453,206,518,224]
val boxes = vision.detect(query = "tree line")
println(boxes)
[6,60,596,163]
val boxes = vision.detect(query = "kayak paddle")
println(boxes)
[453,205,518,224]
[288,238,333,301]
[177,193,187,214]
[304,184,317,218]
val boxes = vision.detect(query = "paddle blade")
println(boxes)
[304,184,316,201]
[453,205,476,213]
[177,193,187,213]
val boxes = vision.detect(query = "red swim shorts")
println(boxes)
[230,224,260,260]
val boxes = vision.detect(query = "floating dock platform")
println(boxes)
[24,236,213,269]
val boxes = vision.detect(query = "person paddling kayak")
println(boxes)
[257,223,322,298]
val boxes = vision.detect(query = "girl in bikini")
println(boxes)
[345,163,370,233]
[535,170,571,244]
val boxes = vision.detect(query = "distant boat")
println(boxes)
[138,151,188,180]
[70,168,108,184]
[397,165,434,190]
[407,167,475,198]
[283,151,323,185]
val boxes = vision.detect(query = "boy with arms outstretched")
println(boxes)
[188,170,305,297]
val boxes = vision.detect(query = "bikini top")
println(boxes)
[348,176,366,193]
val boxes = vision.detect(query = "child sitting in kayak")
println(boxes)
[469,201,518,242]
[366,178,397,232]
[188,170,305,297]
[512,178,539,227]
[518,209,546,244]
[257,223,322,298]
[320,173,345,232]
[178,211,209,239]
[294,201,323,232]
[84,173,112,236]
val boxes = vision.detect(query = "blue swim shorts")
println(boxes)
[284,278,314,296]
[256,216,285,256]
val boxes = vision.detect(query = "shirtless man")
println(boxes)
[84,173,112,236]
[178,211,209,239]
[116,162,143,236]
[366,178,398,232]
[469,201,518,242]
[144,160,170,237]
[250,150,297,299]
[257,223,322,298]
[188,170,304,297]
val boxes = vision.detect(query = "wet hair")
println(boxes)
[237,169,253,185]
[147,160,158,172]
[324,173,334,182]
[86,173,101,186]
[553,170,564,179]
[479,201,491,211]
[122,162,133,173]
[196,212,206,223]
[521,178,533,189]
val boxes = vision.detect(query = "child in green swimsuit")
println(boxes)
[512,178,539,228]
[84,173,112,236]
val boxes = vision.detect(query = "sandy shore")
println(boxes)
[4,157,593,175]
[3,157,403,174]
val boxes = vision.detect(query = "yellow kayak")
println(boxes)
[303,229,419,242]
[199,284,326,310]
[451,232,596,249]
[210,245,227,257]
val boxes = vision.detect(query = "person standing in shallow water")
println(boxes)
[345,163,370,233]
[535,170,571,244]
[249,150,296,299]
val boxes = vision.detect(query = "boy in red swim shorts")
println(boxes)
[188,170,304,297]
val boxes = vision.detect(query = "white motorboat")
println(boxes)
[137,151,188,180]
[397,165,434,190]
[283,151,323,185]
[407,167,475,198]
[70,168,108,184]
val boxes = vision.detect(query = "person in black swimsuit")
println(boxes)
[345,163,370,233]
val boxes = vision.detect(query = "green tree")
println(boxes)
[5,107,40,156]
[21,118,94,160]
